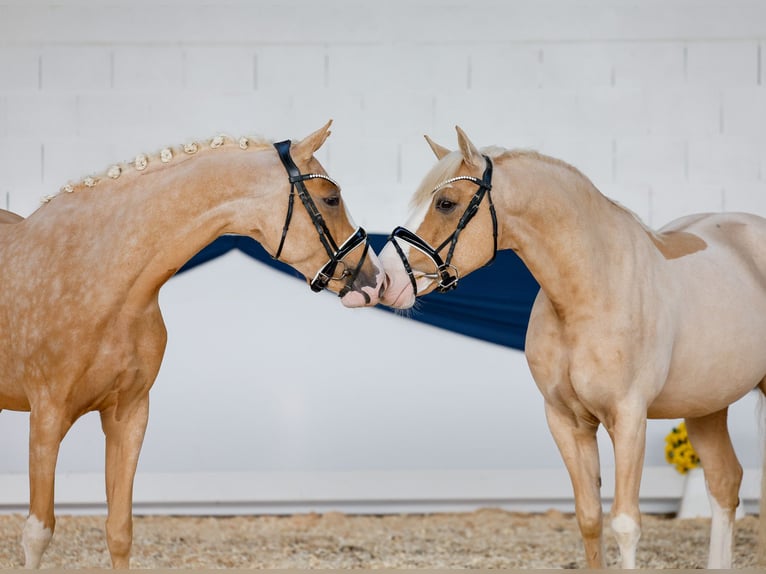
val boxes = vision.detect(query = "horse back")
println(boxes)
[661,212,766,281]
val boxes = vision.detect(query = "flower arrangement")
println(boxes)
[664,422,700,474]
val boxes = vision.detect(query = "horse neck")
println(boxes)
[31,147,271,306]
[495,155,651,321]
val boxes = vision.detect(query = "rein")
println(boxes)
[388,155,497,294]
[273,140,369,295]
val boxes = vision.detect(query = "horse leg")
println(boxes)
[99,393,150,569]
[607,407,646,569]
[684,408,742,569]
[544,402,605,568]
[23,405,71,568]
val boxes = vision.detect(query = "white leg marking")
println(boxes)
[611,513,640,569]
[22,515,52,569]
[707,493,734,569]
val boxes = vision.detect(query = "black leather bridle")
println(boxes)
[387,155,497,294]
[273,139,369,295]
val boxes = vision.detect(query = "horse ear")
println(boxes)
[424,135,451,160]
[455,125,482,168]
[292,119,333,163]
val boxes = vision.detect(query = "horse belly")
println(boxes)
[648,243,766,418]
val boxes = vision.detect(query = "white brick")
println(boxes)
[611,42,685,88]
[359,90,434,140]
[434,90,576,144]
[0,139,42,191]
[290,89,364,146]
[615,137,687,186]
[257,46,326,91]
[0,96,5,137]
[41,46,111,91]
[76,93,153,140]
[723,181,766,216]
[688,136,762,186]
[469,45,542,89]
[113,47,184,90]
[649,183,724,229]
[6,93,78,138]
[328,44,469,92]
[645,87,720,136]
[575,87,648,137]
[325,138,400,231]
[686,41,759,87]
[540,43,613,88]
[340,182,411,234]
[538,137,613,189]
[722,88,766,137]
[3,2,766,45]
[184,47,255,91]
[0,47,40,90]
[326,137,398,189]
[81,92,292,150]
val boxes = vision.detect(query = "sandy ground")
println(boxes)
[0,510,760,569]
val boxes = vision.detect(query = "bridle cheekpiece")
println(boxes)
[273,139,369,295]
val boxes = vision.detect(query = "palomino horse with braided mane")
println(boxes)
[0,121,385,569]
[379,126,766,569]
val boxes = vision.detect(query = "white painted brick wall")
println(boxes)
[540,44,614,88]
[113,47,184,91]
[257,46,326,91]
[722,88,766,136]
[611,42,685,88]
[686,41,760,87]
[184,47,255,92]
[0,0,763,231]
[41,46,111,91]
[0,47,39,90]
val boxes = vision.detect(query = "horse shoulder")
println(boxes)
[525,293,568,386]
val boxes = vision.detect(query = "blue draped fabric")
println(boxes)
[177,235,540,351]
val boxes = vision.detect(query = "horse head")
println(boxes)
[239,121,386,307]
[379,126,498,308]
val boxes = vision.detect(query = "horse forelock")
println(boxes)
[42,134,274,205]
[409,145,507,214]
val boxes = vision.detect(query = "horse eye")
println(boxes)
[323,196,340,207]
[436,198,456,213]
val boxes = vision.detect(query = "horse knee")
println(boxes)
[22,514,53,568]
[576,505,603,540]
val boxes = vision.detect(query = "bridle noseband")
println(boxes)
[273,140,370,295]
[388,155,497,294]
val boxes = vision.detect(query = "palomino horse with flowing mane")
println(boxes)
[0,121,385,569]
[379,126,766,569]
